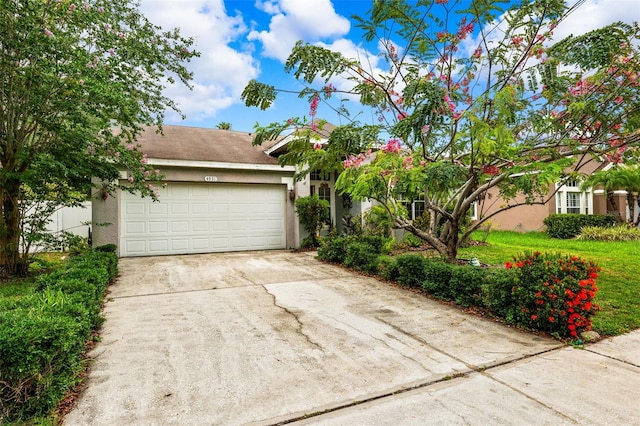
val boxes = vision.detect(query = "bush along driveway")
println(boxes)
[0,247,117,423]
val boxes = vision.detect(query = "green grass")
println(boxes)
[459,231,640,336]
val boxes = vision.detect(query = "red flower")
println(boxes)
[531,315,538,321]
[505,262,513,269]
[548,316,555,323]
[516,261,524,268]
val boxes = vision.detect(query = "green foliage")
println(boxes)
[506,252,600,338]
[377,255,399,282]
[295,195,330,247]
[402,232,423,247]
[0,0,198,277]
[0,250,117,422]
[94,243,117,253]
[577,225,640,241]
[543,214,617,239]
[317,236,350,263]
[394,254,428,288]
[422,260,455,300]
[449,266,486,307]
[242,0,640,264]
[481,268,521,321]
[344,242,381,274]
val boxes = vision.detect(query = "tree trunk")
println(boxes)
[0,178,27,277]
[606,190,622,223]
[445,219,459,263]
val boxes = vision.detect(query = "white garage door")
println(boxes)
[120,183,286,256]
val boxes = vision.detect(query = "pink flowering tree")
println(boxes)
[243,0,640,261]
[0,0,198,276]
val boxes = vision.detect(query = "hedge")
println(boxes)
[543,214,617,239]
[0,250,117,422]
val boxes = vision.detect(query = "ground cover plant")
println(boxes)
[459,231,640,336]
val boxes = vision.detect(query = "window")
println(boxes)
[556,180,592,215]
[566,192,581,214]
[405,194,425,220]
[310,170,331,181]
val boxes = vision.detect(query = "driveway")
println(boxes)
[64,251,640,425]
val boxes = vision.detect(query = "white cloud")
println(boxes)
[248,0,350,61]
[138,0,260,123]
[553,0,639,40]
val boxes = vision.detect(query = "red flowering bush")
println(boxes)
[506,251,600,339]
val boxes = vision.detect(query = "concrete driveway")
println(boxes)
[64,251,640,425]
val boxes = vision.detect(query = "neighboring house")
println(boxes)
[476,157,629,231]
[92,125,296,257]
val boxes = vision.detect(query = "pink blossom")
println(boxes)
[309,95,320,117]
[144,170,150,177]
[614,96,623,105]
[472,47,482,59]
[452,110,462,120]
[313,142,322,150]
[128,176,134,183]
[435,0,448,4]
[422,125,430,133]
[511,36,524,47]
[403,157,414,169]
[126,144,134,150]
[397,111,408,120]
[155,169,160,174]
[83,3,90,12]
[419,160,426,167]
[103,23,110,30]
[365,149,372,157]
[44,28,53,37]
[114,152,120,157]
[286,118,293,126]
[381,139,401,153]
[68,4,76,12]
[109,48,115,56]
[98,6,104,13]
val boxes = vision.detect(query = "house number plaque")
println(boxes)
[204,176,218,182]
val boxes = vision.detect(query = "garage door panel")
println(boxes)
[120,183,286,256]
[148,221,168,233]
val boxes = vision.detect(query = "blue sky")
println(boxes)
[138,0,640,133]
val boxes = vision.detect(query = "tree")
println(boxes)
[0,0,198,276]
[242,0,640,261]
[583,166,640,225]
[216,122,232,130]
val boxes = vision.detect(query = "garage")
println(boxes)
[119,182,286,257]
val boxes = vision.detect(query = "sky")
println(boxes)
[137,0,640,133]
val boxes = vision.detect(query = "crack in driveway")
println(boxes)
[261,285,324,351]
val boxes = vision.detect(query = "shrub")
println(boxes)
[402,232,423,248]
[317,236,350,263]
[0,250,117,422]
[94,243,117,253]
[344,242,380,274]
[295,195,330,247]
[577,225,640,241]
[422,259,454,299]
[543,214,616,239]
[449,266,486,306]
[482,268,520,322]
[377,256,399,281]
[394,254,428,288]
[506,251,600,339]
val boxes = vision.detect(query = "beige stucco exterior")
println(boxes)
[476,157,613,232]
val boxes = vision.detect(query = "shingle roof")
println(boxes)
[134,125,279,165]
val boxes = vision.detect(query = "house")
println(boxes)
[476,157,630,231]
[91,124,367,257]
[92,125,296,257]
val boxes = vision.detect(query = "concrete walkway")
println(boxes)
[64,251,640,425]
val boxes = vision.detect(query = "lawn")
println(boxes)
[459,231,640,336]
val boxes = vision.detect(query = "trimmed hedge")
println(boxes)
[316,233,600,341]
[0,250,117,422]
[543,214,617,239]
